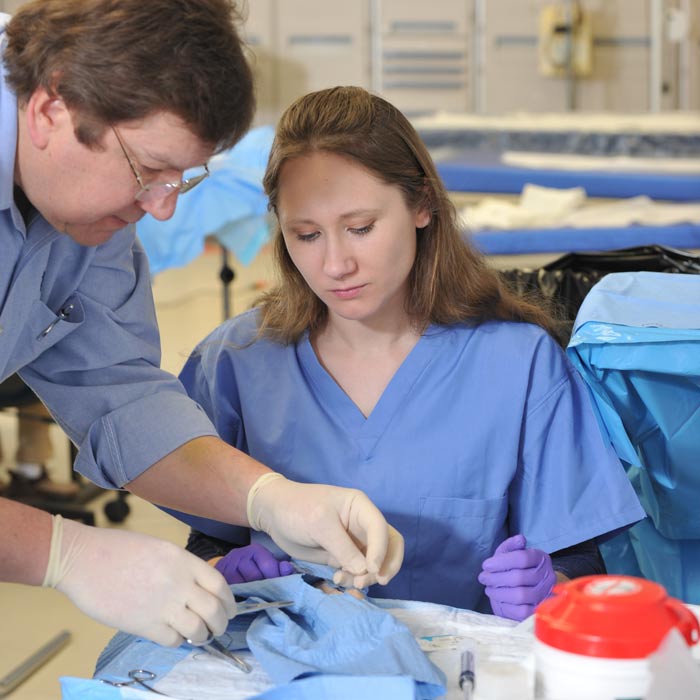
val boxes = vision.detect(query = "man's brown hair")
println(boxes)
[4,0,255,151]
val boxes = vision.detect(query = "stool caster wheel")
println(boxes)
[104,496,130,523]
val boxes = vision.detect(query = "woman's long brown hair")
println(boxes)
[258,86,558,343]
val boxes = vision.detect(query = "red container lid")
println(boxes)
[535,575,700,659]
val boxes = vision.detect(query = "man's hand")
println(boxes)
[44,515,237,646]
[247,473,404,589]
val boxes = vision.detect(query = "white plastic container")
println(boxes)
[535,638,650,699]
[534,575,700,700]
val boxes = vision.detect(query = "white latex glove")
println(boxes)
[247,473,404,589]
[42,515,237,647]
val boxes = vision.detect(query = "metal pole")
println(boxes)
[219,245,235,321]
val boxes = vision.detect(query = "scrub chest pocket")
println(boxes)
[412,494,508,610]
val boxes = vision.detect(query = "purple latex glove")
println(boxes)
[477,534,556,621]
[214,543,295,585]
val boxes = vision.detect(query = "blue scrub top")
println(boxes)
[180,309,644,611]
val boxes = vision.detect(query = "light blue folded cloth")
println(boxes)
[567,271,700,604]
[91,571,445,700]
[136,125,274,274]
[233,575,444,697]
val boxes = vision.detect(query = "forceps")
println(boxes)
[187,600,293,673]
[196,637,253,673]
[100,669,170,696]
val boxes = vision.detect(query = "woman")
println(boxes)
[182,86,644,620]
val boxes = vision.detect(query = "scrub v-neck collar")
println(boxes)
[296,325,449,458]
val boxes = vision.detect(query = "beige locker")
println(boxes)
[0,0,26,13]
[375,0,474,115]
[688,0,700,108]
[240,0,279,126]
[482,0,657,113]
[275,0,371,112]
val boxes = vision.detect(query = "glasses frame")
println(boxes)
[112,127,209,202]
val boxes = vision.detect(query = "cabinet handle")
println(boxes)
[383,80,466,90]
[288,34,352,46]
[390,20,458,33]
[384,66,464,75]
[383,50,465,61]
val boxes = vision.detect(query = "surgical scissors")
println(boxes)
[100,669,170,695]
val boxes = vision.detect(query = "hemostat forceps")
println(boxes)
[100,669,170,695]
[187,599,293,673]
[197,637,253,673]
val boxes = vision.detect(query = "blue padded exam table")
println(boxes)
[435,151,700,202]
[469,222,700,256]
[435,150,700,256]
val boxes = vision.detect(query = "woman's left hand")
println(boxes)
[478,534,557,621]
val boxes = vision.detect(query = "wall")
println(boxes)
[2,0,697,121]
[242,0,700,123]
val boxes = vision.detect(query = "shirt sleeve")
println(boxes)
[18,227,218,488]
[509,332,646,552]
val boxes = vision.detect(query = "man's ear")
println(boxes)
[24,87,70,149]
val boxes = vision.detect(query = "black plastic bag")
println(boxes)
[500,245,700,347]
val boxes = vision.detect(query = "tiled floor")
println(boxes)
[0,244,275,700]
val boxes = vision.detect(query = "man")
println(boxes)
[1,0,403,647]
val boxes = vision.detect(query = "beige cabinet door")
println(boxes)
[1,0,27,12]
[240,0,279,126]
[275,0,371,112]
[375,0,474,116]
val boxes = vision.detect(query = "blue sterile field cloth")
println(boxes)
[136,126,274,274]
[567,271,700,602]
[76,571,445,700]
[61,675,419,700]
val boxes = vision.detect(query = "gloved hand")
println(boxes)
[247,473,404,589]
[478,534,556,621]
[214,543,295,584]
[42,515,237,647]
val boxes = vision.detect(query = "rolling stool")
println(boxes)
[0,374,130,525]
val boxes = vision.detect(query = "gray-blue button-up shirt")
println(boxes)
[1,18,218,488]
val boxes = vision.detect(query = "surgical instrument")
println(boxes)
[185,600,293,673]
[236,599,293,615]
[100,669,170,695]
[196,637,253,674]
[0,630,71,698]
[459,647,475,700]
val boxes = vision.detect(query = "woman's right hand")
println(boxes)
[213,542,295,584]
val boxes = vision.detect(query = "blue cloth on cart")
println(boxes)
[433,149,700,201]
[567,271,700,602]
[80,572,445,700]
[468,222,700,256]
[136,126,274,274]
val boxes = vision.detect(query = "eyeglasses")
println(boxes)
[113,127,209,203]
